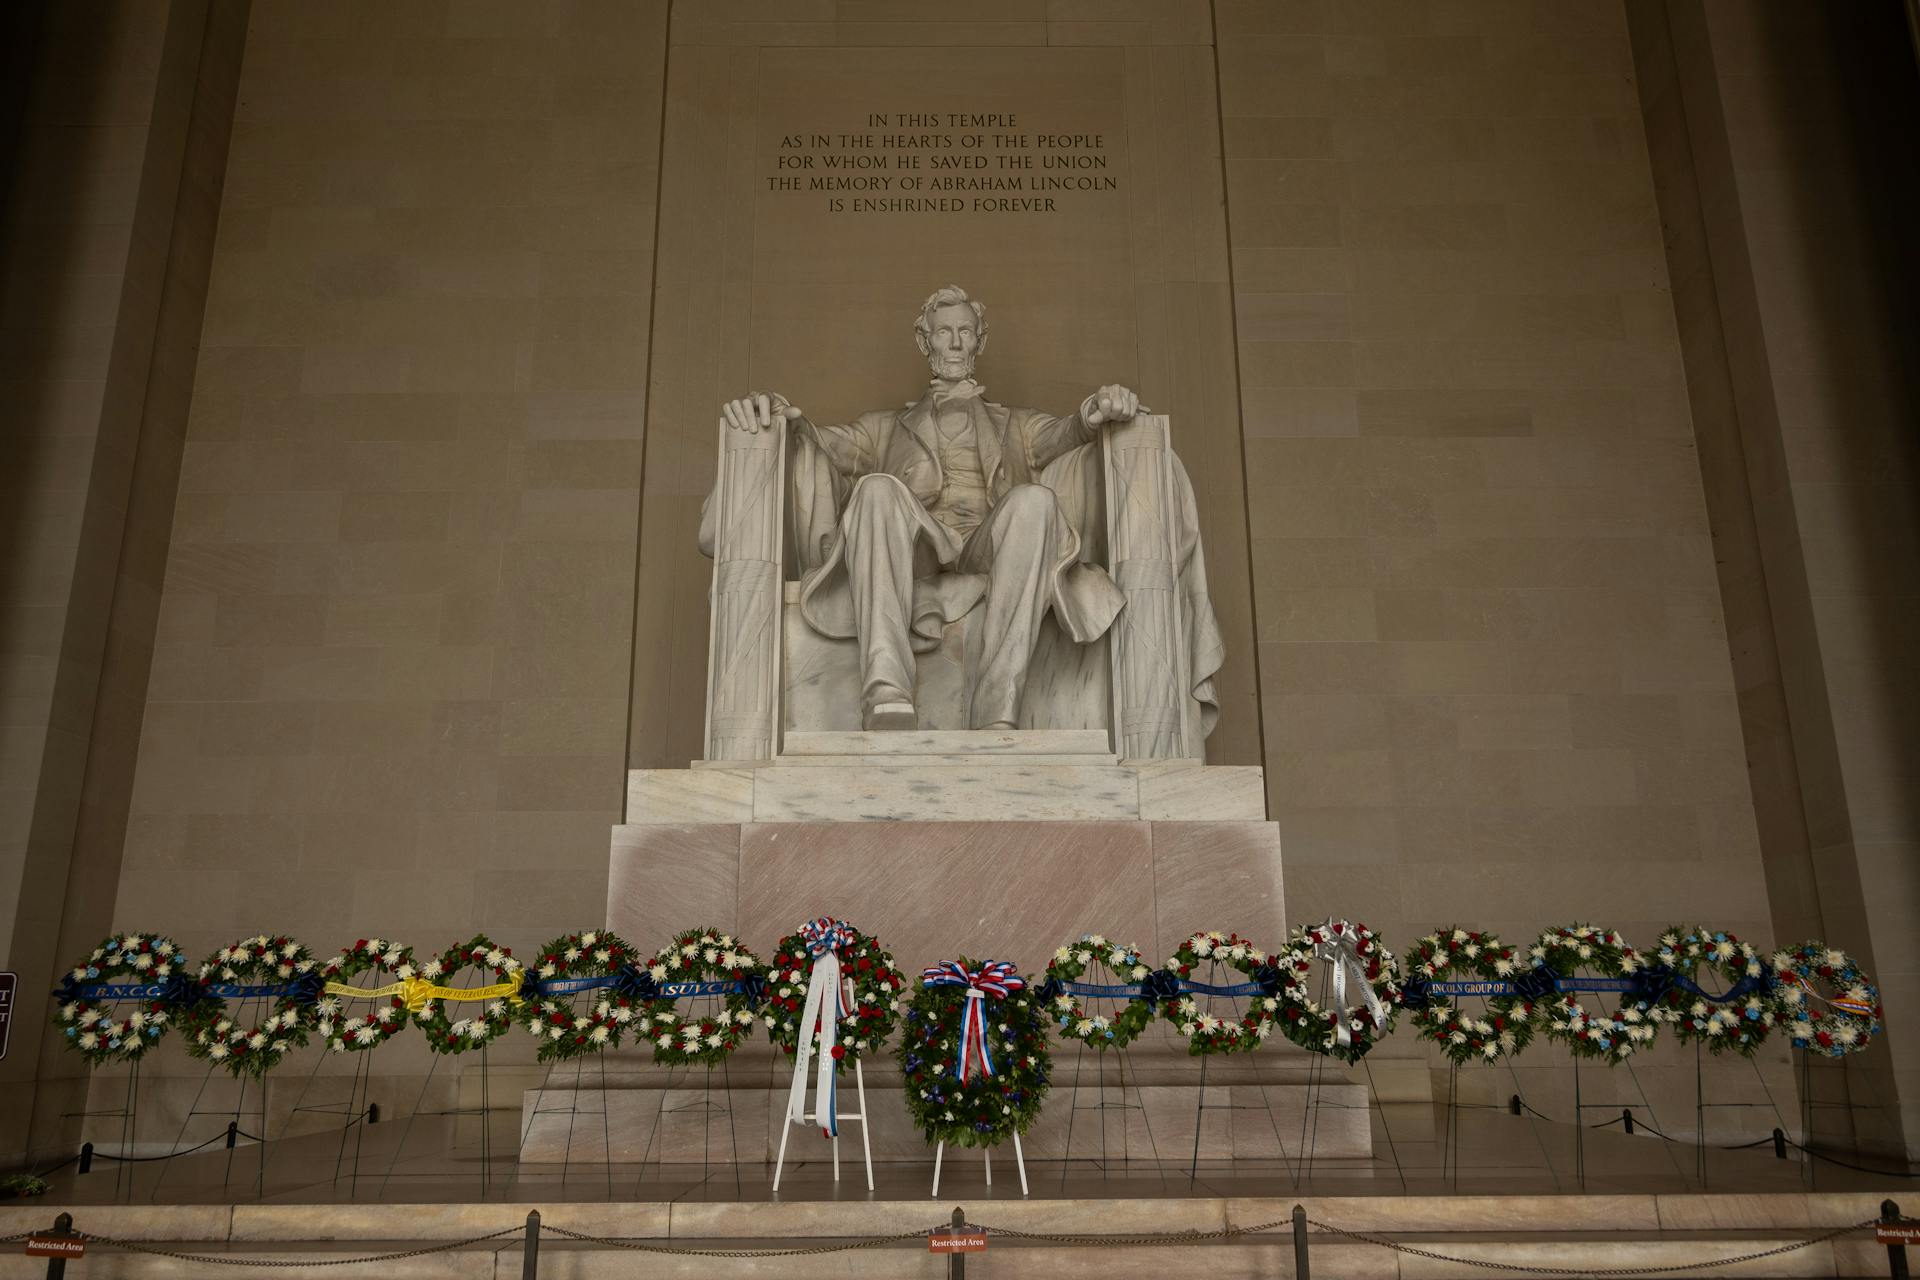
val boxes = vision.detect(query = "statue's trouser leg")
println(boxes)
[841,474,921,712]
[961,484,1064,729]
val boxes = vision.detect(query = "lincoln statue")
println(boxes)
[708,285,1222,745]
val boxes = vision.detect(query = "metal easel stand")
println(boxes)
[62,1058,140,1202]
[511,1052,616,1199]
[770,1056,874,1193]
[931,1130,1028,1198]
[1057,1041,1163,1191]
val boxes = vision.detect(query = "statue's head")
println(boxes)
[913,285,987,382]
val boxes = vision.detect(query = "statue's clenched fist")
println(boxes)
[722,393,803,434]
[1084,384,1145,426]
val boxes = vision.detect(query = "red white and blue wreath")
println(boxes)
[898,959,1049,1148]
[1039,934,1161,1049]
[636,928,767,1067]
[52,932,188,1066]
[1649,926,1777,1056]
[1162,930,1287,1056]
[414,934,525,1055]
[1530,924,1655,1062]
[316,938,416,1054]
[1401,928,1537,1065]
[765,918,906,1137]
[1278,919,1401,1063]
[1770,941,1882,1058]
[518,930,639,1062]
[179,935,323,1078]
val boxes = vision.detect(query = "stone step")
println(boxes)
[781,728,1115,757]
[4,1193,1889,1279]
[626,763,1266,823]
[767,752,1121,767]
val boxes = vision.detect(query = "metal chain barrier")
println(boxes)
[13,1211,1881,1271]
[65,1225,525,1268]
[1300,1215,1878,1276]
[539,1221,939,1259]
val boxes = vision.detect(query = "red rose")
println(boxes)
[830,1045,846,1060]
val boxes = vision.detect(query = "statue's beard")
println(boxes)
[926,349,977,382]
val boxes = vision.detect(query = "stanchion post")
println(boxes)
[1773,1126,1787,1159]
[1508,1094,1522,1116]
[76,1143,92,1175]
[44,1212,74,1280]
[1884,1200,1908,1280]
[1291,1204,1310,1279]
[522,1209,540,1280]
[949,1207,966,1280]
[224,1120,238,1149]
[1622,1108,1634,1135]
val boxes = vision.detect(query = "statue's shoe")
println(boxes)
[863,701,917,731]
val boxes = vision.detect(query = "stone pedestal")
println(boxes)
[577,729,1331,1166]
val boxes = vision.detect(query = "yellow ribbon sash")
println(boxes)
[322,969,525,1014]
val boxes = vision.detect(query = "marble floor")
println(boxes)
[28,1094,1902,1209]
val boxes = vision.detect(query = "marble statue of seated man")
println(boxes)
[710,285,1220,738]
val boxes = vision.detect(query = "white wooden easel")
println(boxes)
[771,977,874,1192]
[931,1131,1028,1197]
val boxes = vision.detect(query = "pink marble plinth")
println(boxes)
[607,820,1285,972]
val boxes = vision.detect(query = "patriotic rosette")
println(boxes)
[178,935,322,1078]
[1651,926,1777,1056]
[414,934,525,1056]
[635,928,767,1068]
[517,930,638,1062]
[1163,930,1288,1056]
[316,938,416,1054]
[51,932,189,1066]
[1531,924,1655,1063]
[1401,928,1537,1065]
[765,918,905,1138]
[1771,942,1882,1058]
[1277,919,1400,1063]
[898,957,1049,1148]
[1040,934,1159,1050]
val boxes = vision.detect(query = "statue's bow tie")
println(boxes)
[930,379,984,404]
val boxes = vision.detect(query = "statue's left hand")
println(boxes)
[1084,384,1145,426]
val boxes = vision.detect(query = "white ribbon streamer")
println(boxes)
[1312,918,1389,1047]
[784,949,843,1136]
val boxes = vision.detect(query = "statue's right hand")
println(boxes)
[721,393,801,433]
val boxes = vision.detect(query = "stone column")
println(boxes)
[704,422,788,761]
[1103,415,1194,760]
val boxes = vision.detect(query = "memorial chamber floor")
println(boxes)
[5,1100,1911,1278]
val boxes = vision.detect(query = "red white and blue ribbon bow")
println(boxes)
[785,918,854,1137]
[922,960,1025,1083]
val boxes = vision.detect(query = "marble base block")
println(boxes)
[608,818,1284,975]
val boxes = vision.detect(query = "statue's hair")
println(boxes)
[913,285,988,354]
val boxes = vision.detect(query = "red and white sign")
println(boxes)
[1876,1221,1920,1245]
[24,1235,86,1258]
[928,1231,988,1253]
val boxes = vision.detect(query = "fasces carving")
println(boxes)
[698,287,1221,759]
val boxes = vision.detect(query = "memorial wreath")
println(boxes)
[316,938,417,1054]
[1771,941,1882,1058]
[1278,919,1400,1063]
[763,919,904,1062]
[1651,926,1777,1057]
[520,930,638,1062]
[1040,934,1160,1050]
[1401,927,1536,1065]
[899,958,1049,1148]
[636,927,766,1067]
[413,933,525,1055]
[52,932,186,1066]
[1531,924,1653,1063]
[179,934,322,1078]
[1163,929,1286,1056]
